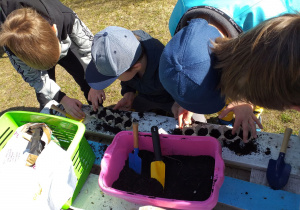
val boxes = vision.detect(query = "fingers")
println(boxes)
[178,113,184,129]
[120,106,131,111]
[113,102,121,110]
[113,100,130,111]
[253,116,263,129]
[70,107,85,119]
[233,117,257,143]
[218,107,232,119]
[74,103,85,119]
[184,111,193,125]
[231,119,240,136]
[88,89,106,111]
[171,102,179,119]
[92,103,98,112]
[241,120,250,143]
[101,91,106,101]
[249,121,257,139]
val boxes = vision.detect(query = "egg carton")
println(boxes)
[82,105,133,136]
[179,123,255,147]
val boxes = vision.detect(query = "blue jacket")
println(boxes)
[169,0,300,36]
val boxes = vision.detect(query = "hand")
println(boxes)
[60,95,85,119]
[88,88,106,111]
[113,92,135,111]
[219,102,263,143]
[172,102,194,128]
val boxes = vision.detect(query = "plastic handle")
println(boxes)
[280,127,293,154]
[51,104,67,115]
[151,126,162,161]
[50,104,81,121]
[133,122,139,149]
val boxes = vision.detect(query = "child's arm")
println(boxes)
[68,15,93,69]
[5,48,85,119]
[5,49,62,101]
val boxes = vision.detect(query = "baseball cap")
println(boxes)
[159,18,225,114]
[86,26,142,90]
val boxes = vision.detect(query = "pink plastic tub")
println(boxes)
[99,131,225,210]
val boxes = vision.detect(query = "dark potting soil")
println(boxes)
[223,139,258,155]
[224,130,237,140]
[209,129,221,139]
[112,150,215,201]
[198,128,208,136]
[184,128,194,135]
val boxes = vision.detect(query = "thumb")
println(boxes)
[113,101,122,110]
[218,107,232,119]
[113,104,119,110]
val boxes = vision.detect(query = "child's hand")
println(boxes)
[172,102,194,128]
[219,102,263,143]
[88,88,106,111]
[60,95,85,119]
[113,92,135,111]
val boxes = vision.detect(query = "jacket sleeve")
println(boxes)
[5,48,63,101]
[120,81,136,96]
[67,14,93,70]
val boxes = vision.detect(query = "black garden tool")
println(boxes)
[150,126,165,188]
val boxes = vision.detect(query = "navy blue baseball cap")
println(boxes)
[159,18,225,114]
[86,26,142,90]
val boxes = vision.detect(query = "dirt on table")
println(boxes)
[112,150,215,201]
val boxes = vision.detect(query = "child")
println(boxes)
[166,0,300,128]
[0,0,105,119]
[85,26,174,114]
[159,11,300,142]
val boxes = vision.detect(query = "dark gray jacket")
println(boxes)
[121,30,174,104]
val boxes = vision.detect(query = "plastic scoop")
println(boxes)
[129,122,142,174]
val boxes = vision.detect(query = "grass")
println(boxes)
[0,0,299,135]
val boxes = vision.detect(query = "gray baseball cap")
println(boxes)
[86,26,142,90]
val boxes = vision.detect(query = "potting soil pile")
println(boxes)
[112,150,215,201]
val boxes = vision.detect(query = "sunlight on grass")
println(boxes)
[280,113,293,123]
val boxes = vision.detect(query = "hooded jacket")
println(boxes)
[0,0,93,103]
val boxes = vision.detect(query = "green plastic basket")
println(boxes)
[0,111,95,209]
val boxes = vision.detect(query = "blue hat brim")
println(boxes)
[85,60,118,90]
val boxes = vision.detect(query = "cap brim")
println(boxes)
[85,60,118,90]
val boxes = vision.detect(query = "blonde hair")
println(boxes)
[212,14,300,110]
[0,8,60,70]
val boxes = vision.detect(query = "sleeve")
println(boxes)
[120,81,136,96]
[68,14,93,70]
[5,48,64,102]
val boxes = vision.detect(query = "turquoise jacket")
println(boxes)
[169,0,300,36]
